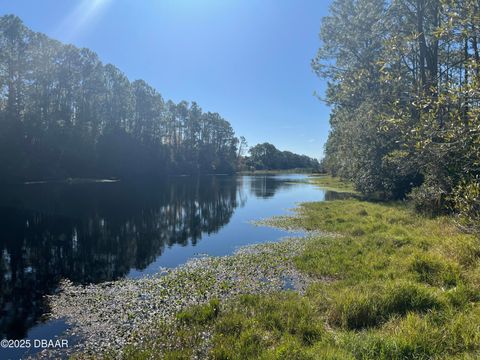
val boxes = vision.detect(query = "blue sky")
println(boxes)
[0,0,332,159]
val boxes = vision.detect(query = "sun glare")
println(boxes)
[55,0,112,41]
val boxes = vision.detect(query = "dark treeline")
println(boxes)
[245,142,320,171]
[315,0,480,230]
[0,15,239,182]
[0,15,319,182]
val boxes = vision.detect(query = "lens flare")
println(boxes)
[55,0,113,41]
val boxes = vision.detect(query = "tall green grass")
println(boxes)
[309,175,357,193]
[117,199,480,359]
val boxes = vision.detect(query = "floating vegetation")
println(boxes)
[46,236,314,358]
[41,198,480,360]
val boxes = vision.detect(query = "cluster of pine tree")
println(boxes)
[0,15,239,182]
[316,0,480,230]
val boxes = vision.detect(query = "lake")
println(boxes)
[0,174,341,355]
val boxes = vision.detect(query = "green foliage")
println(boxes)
[246,142,320,171]
[176,298,220,325]
[95,199,480,360]
[408,179,447,216]
[202,199,480,359]
[451,177,480,233]
[210,293,325,360]
[340,307,480,360]
[292,200,480,358]
[309,175,356,193]
[315,0,480,221]
[328,281,443,330]
[409,253,461,287]
[118,301,222,360]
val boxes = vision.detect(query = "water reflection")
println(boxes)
[0,176,245,339]
[0,175,327,340]
[248,176,296,198]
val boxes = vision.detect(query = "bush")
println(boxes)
[408,181,447,216]
[451,178,480,233]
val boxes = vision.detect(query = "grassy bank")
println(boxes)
[125,206,479,358]
[63,178,480,359]
[308,174,357,193]
[237,169,319,175]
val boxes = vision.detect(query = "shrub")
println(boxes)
[408,181,447,216]
[451,178,480,233]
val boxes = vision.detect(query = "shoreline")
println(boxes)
[44,233,321,358]
[37,175,345,358]
[38,176,480,359]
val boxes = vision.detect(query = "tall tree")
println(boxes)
[316,0,480,228]
[0,15,242,181]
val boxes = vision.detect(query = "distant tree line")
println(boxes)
[245,142,320,171]
[0,15,239,182]
[315,0,480,230]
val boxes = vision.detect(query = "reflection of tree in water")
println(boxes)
[248,176,295,198]
[0,176,240,339]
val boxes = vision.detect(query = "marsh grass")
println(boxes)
[309,175,357,193]
[108,199,480,359]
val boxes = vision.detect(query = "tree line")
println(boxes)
[315,0,480,230]
[0,15,322,182]
[0,15,319,182]
[0,15,241,182]
[245,142,320,171]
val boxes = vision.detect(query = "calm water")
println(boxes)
[0,174,341,357]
